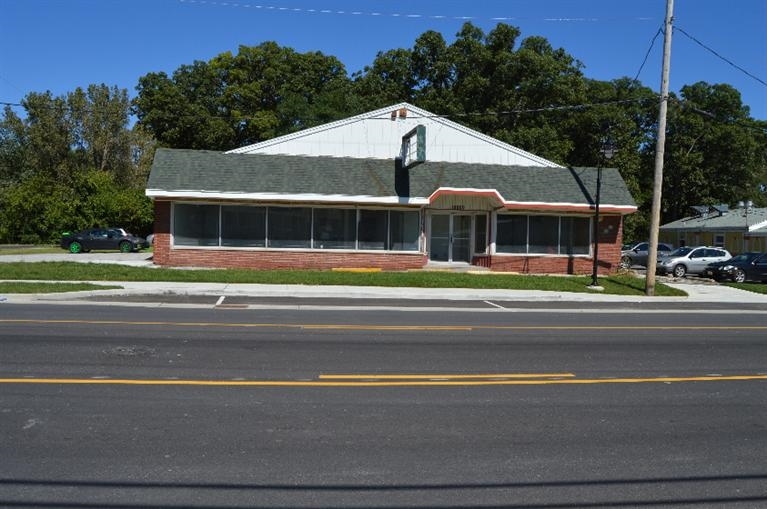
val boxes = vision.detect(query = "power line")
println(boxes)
[178,0,657,23]
[674,26,767,88]
[633,26,664,83]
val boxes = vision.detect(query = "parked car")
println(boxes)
[619,241,674,268]
[60,227,149,254]
[656,246,732,278]
[703,252,767,283]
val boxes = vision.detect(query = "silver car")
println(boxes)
[656,246,732,278]
[619,241,674,268]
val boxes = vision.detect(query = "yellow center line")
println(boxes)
[2,319,767,331]
[1,374,766,387]
[318,373,576,379]
[303,325,473,331]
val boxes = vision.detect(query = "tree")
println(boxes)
[0,85,155,243]
[133,42,354,149]
[662,82,766,221]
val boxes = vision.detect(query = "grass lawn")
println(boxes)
[726,282,767,295]
[0,245,62,255]
[0,281,123,294]
[0,261,687,297]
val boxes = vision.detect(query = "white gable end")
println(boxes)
[226,103,561,168]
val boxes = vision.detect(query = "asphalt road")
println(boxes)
[1,304,766,508]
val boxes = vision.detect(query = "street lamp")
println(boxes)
[589,138,616,288]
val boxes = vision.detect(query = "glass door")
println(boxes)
[429,214,472,262]
[430,215,450,261]
[452,215,472,262]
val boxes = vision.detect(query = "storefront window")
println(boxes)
[496,215,527,253]
[173,204,219,246]
[172,204,421,252]
[358,210,388,250]
[390,210,420,251]
[313,208,356,249]
[268,207,312,248]
[222,206,266,247]
[496,214,590,255]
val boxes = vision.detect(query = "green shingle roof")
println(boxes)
[147,148,636,208]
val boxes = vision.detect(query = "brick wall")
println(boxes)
[164,249,427,271]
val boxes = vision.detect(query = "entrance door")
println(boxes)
[430,214,472,262]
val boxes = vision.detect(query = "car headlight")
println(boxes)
[721,265,734,271]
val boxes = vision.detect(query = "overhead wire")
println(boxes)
[674,26,767,88]
[177,0,657,23]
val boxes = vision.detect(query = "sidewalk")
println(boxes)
[4,279,767,306]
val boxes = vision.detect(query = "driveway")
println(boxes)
[0,251,155,267]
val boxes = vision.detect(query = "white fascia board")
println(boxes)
[427,188,636,214]
[145,189,428,206]
[501,201,638,214]
[749,219,767,232]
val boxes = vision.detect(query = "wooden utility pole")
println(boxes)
[645,0,674,296]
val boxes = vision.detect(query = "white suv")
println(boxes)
[656,246,732,278]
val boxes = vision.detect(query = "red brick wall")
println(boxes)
[152,201,172,265]
[164,249,427,270]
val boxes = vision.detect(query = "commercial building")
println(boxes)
[147,103,636,273]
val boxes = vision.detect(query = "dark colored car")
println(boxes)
[703,252,767,283]
[60,227,149,254]
[619,241,674,269]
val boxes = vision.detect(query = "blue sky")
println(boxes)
[1,0,766,121]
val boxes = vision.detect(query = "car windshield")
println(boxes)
[667,247,693,257]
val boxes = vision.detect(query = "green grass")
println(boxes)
[0,281,123,294]
[0,245,62,255]
[0,262,686,297]
[726,282,767,295]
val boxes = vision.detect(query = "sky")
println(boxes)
[1,0,766,122]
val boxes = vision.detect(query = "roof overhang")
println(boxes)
[145,190,427,206]
[427,188,637,215]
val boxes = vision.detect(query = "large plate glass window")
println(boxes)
[560,217,590,255]
[174,204,219,246]
[496,215,527,253]
[390,210,420,251]
[313,208,356,249]
[358,210,387,250]
[222,206,266,247]
[268,207,311,248]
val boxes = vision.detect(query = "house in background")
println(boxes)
[660,202,767,254]
[146,103,637,273]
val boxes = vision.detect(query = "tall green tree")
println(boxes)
[133,42,354,150]
[662,82,766,221]
[0,85,154,243]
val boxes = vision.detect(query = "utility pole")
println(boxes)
[645,0,674,296]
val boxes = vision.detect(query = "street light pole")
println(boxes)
[590,139,615,288]
[590,164,603,287]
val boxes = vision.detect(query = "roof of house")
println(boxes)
[660,206,767,234]
[147,148,637,214]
